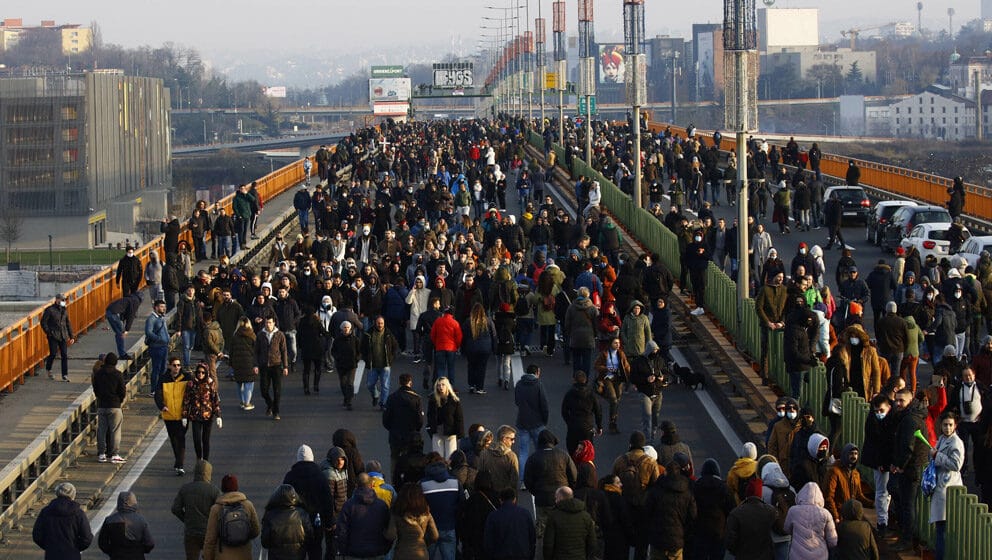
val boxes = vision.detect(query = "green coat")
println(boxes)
[543,499,597,560]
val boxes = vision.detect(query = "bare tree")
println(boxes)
[0,210,24,263]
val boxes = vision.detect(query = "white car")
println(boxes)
[899,223,971,263]
[958,236,992,268]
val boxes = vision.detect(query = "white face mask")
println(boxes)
[59,301,66,307]
[363,227,371,235]
[777,410,786,418]
[786,411,798,420]
[876,412,887,420]
[850,337,861,346]
[694,236,702,242]
[800,248,807,255]
[955,291,963,299]
[127,251,134,257]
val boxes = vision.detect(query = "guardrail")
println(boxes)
[528,127,986,553]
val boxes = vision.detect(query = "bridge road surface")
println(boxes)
[13,165,742,559]
[0,177,303,475]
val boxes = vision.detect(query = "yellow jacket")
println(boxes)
[159,374,187,421]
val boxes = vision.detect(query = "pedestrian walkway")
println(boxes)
[0,182,304,472]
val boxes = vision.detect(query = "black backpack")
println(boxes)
[219,501,252,548]
[619,453,650,507]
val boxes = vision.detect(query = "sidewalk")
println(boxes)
[0,182,304,471]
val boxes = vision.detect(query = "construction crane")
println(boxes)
[840,23,893,50]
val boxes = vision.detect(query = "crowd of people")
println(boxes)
[30,115,992,560]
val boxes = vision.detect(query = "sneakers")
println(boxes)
[244,403,255,411]
[690,307,705,316]
[62,376,70,383]
[474,388,487,395]
[239,402,246,409]
[111,455,126,464]
[47,371,55,380]
[175,467,186,476]
[98,454,108,463]
[273,414,281,420]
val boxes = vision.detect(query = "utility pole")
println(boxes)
[553,0,566,146]
[525,0,533,121]
[976,69,984,141]
[624,0,646,208]
[672,51,680,124]
[578,0,595,164]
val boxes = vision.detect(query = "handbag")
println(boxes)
[921,458,938,497]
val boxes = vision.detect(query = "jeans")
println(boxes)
[149,345,168,391]
[283,330,297,364]
[935,520,947,560]
[799,209,811,229]
[466,351,490,390]
[97,408,123,456]
[165,419,187,468]
[895,468,921,540]
[434,350,457,385]
[106,312,128,356]
[338,368,356,405]
[302,359,322,392]
[955,332,966,359]
[874,469,891,525]
[181,330,196,366]
[367,367,391,404]
[46,337,69,378]
[216,236,232,258]
[239,381,254,405]
[260,365,284,414]
[641,394,663,438]
[297,209,309,232]
[190,420,213,460]
[428,528,457,560]
[498,354,512,384]
[788,370,804,399]
[235,216,249,247]
[570,347,592,375]
[516,426,544,481]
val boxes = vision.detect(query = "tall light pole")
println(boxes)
[723,0,759,316]
[578,0,595,164]
[524,0,534,121]
[623,0,646,208]
[535,5,547,131]
[553,0,566,146]
[671,51,680,123]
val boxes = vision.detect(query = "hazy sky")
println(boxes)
[2,0,982,57]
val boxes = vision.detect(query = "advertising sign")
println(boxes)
[599,44,626,84]
[372,102,409,116]
[369,78,412,103]
[432,62,474,89]
[370,65,405,78]
[262,86,287,98]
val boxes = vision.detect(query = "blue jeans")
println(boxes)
[641,394,663,437]
[935,521,947,560]
[235,216,249,247]
[239,381,254,405]
[216,236,232,257]
[434,350,457,385]
[149,345,168,391]
[297,209,309,232]
[367,367,391,404]
[181,330,196,366]
[105,312,127,356]
[284,330,297,364]
[516,426,544,481]
[428,528,456,560]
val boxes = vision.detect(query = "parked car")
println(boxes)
[823,185,871,224]
[866,201,917,245]
[881,205,952,253]
[899,223,971,263]
[958,235,992,268]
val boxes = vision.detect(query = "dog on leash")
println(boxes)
[673,364,706,390]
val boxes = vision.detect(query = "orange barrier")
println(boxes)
[0,155,314,394]
[646,121,992,223]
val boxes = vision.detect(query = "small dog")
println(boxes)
[674,365,706,390]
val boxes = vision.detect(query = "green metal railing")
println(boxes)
[527,128,990,554]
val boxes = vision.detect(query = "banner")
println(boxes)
[369,78,412,103]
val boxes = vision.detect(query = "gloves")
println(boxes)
[181,418,188,428]
[215,417,223,429]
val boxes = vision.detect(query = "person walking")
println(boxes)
[157,357,189,475]
[255,316,289,420]
[629,341,665,440]
[462,303,496,394]
[564,287,599,374]
[93,352,127,464]
[477,425,521,495]
[105,292,143,359]
[335,473,393,559]
[384,484,439,560]
[260,484,312,560]
[594,336,631,435]
[172,459,221,560]
[420,455,464,560]
[115,246,143,297]
[297,306,328,396]
[229,317,258,409]
[430,306,463,386]
[515,364,550,481]
[98,491,155,559]
[427,377,464,460]
[523,429,578,537]
[543,486,597,560]
[177,285,202,367]
[42,293,75,382]
[382,373,424,483]
[561,370,603,454]
[360,315,399,409]
[144,299,170,393]
[282,445,331,560]
[32,482,92,560]
[330,320,361,411]
[183,363,222,461]
[203,474,261,560]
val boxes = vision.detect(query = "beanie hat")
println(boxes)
[745,477,764,498]
[629,431,647,449]
[55,482,77,500]
[849,301,863,315]
[222,474,239,492]
[643,445,659,461]
[741,442,758,460]
[672,452,691,469]
[298,444,314,463]
[538,429,559,447]
[365,460,383,473]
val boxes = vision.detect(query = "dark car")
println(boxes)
[823,186,871,224]
[881,204,952,253]
[866,201,917,245]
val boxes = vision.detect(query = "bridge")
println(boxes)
[0,117,989,559]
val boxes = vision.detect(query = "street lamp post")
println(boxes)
[553,0,566,146]
[578,0,595,165]
[624,0,646,208]
[671,51,680,124]
[535,7,547,131]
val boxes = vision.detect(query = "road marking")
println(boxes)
[511,353,524,387]
[89,425,169,532]
[670,348,744,456]
[353,362,365,395]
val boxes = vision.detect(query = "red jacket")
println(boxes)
[430,313,463,352]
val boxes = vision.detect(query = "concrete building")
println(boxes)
[984,0,992,20]
[761,48,877,84]
[692,24,724,102]
[0,72,172,249]
[889,85,976,140]
[948,54,992,98]
[0,19,92,55]
[757,8,819,53]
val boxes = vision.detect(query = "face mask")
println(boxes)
[875,412,887,420]
[800,248,807,255]
[816,448,829,460]
[335,235,342,240]
[927,293,935,301]
[363,227,371,235]
[955,291,963,298]
[59,301,67,307]
[850,337,860,346]
[322,303,331,309]
[127,251,134,257]
[304,270,311,276]
[786,411,798,420]
[777,410,786,418]
[694,236,702,242]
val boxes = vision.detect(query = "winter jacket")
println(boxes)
[460,316,496,355]
[930,432,965,523]
[384,513,438,560]
[892,399,930,472]
[420,461,464,531]
[32,495,93,560]
[835,500,879,560]
[106,293,143,332]
[523,444,578,508]
[860,411,896,471]
[203,321,225,357]
[296,313,328,362]
[514,373,550,429]
[229,327,257,382]
[619,304,652,357]
[563,297,599,349]
[382,386,424,447]
[783,483,837,560]
[427,395,464,438]
[767,417,801,465]
[332,428,365,496]
[482,500,536,560]
[144,312,169,348]
[330,331,360,371]
[171,460,221,538]
[543,498,597,560]
[477,443,520,494]
[784,309,817,372]
[156,369,187,421]
[318,449,351,523]
[360,326,399,368]
[115,255,143,290]
[93,364,126,409]
[430,313,463,352]
[203,492,261,560]
[725,496,777,560]
[693,466,736,542]
[561,383,603,434]
[283,459,334,522]
[98,491,154,560]
[726,457,758,503]
[822,444,872,522]
[260,485,312,560]
[644,471,697,552]
[875,312,909,355]
[182,373,220,423]
[336,486,392,558]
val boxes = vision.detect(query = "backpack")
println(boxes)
[219,501,252,548]
[514,295,531,317]
[542,293,556,312]
[618,453,650,506]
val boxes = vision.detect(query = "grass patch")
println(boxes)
[0,249,126,267]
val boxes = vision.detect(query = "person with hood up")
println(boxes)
[644,453,698,559]
[172,459,221,560]
[33,482,92,560]
[619,300,652,358]
[515,364,550,480]
[319,446,351,552]
[477,425,520,495]
[836,324,885,401]
[822,443,873,523]
[835,499,879,560]
[426,377,464,460]
[693,458,737,560]
[784,482,837,560]
[865,260,896,325]
[203,474,261,560]
[784,298,818,399]
[726,478,777,560]
[791,433,831,491]
[759,461,796,560]
[523,429,578,537]
[657,420,694,469]
[282,444,332,560]
[98,491,154,559]
[727,442,759,504]
[331,428,365,496]
[563,287,599,374]
[544,486,598,560]
[561,371,604,454]
[260,484,312,560]
[335,473,392,559]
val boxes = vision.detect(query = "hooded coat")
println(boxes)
[477,441,520,494]
[783,483,837,560]
[563,296,599,349]
[332,429,365,495]
[523,431,579,508]
[836,325,885,400]
[98,492,154,559]
[644,471,697,552]
[172,460,222,538]
[760,461,797,547]
[283,447,334,523]
[619,301,653,357]
[692,459,736,542]
[318,447,350,520]
[336,486,392,558]
[834,500,879,560]
[260,485,312,560]
[822,444,872,522]
[726,496,778,560]
[32,494,93,560]
[791,433,830,492]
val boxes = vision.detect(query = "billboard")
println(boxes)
[369,78,412,103]
[696,32,715,99]
[370,65,405,78]
[372,102,409,116]
[433,62,474,89]
[262,86,287,98]
[599,45,625,84]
